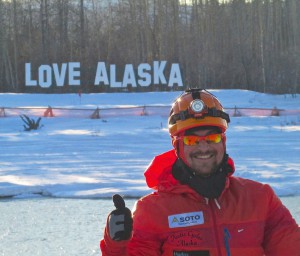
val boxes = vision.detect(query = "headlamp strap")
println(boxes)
[191,91,200,100]
[170,107,230,124]
[207,108,230,123]
[179,110,187,121]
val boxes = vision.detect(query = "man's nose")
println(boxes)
[195,139,210,148]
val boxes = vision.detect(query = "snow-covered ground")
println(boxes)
[0,89,299,198]
[0,89,299,256]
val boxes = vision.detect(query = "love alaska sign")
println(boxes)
[25,61,183,88]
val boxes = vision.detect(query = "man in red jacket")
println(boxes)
[101,89,300,256]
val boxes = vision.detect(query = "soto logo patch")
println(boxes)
[168,211,204,228]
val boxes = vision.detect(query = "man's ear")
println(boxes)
[171,136,177,148]
[222,133,226,145]
[171,136,179,158]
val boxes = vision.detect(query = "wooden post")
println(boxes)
[91,107,100,119]
[271,107,280,116]
[0,107,5,117]
[140,106,148,116]
[233,106,241,117]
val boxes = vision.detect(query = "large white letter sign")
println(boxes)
[110,64,122,88]
[53,63,67,86]
[68,62,81,86]
[138,63,151,87]
[153,61,167,85]
[39,65,52,88]
[94,62,109,85]
[168,63,183,87]
[25,63,37,86]
[123,64,137,87]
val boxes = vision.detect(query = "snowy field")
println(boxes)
[0,89,299,199]
[0,89,299,256]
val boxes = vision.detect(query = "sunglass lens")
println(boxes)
[183,136,197,146]
[206,134,221,143]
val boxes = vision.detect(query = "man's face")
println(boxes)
[183,128,225,176]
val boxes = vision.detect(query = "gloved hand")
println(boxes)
[108,194,133,241]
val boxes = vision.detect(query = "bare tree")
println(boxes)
[40,0,49,62]
[12,0,20,91]
[0,0,299,93]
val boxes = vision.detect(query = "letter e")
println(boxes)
[69,62,80,86]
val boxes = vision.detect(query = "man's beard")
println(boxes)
[172,155,229,199]
[189,157,221,177]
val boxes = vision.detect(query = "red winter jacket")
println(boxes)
[101,149,300,256]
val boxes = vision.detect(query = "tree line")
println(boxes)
[0,0,299,93]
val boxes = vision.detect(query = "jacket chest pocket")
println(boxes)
[224,221,265,248]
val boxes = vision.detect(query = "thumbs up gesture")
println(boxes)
[108,194,133,241]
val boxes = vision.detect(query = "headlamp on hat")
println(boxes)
[189,99,207,118]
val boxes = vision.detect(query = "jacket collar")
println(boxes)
[144,149,234,200]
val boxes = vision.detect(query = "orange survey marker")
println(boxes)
[44,106,54,117]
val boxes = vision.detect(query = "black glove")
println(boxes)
[108,194,133,241]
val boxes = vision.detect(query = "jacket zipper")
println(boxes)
[209,199,223,256]
[224,228,231,256]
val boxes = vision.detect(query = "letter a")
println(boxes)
[94,62,109,85]
[168,64,183,87]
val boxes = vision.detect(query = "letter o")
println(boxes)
[39,65,52,88]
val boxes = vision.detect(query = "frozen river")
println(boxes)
[1,196,299,256]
